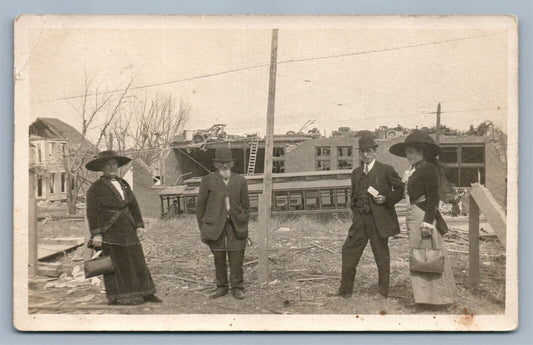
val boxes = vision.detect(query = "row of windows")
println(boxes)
[269,189,351,212]
[315,146,354,171]
[315,145,484,163]
[316,146,353,158]
[168,188,352,215]
[34,142,67,163]
[36,172,67,197]
[439,145,485,188]
[444,167,485,188]
[440,145,484,164]
[162,166,485,216]
[316,159,353,171]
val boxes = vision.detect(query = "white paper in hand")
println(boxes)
[367,186,380,197]
[91,250,103,260]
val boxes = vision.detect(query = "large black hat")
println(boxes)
[85,150,131,172]
[213,147,235,162]
[389,129,441,157]
[358,134,379,150]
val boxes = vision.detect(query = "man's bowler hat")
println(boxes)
[213,147,235,162]
[358,134,379,150]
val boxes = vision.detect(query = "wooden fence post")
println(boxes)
[257,194,269,282]
[28,170,38,276]
[468,194,480,288]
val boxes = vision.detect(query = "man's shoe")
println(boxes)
[143,294,163,303]
[232,289,245,300]
[327,290,352,299]
[209,287,229,299]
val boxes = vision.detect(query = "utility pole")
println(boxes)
[108,131,114,150]
[435,103,441,144]
[258,28,278,283]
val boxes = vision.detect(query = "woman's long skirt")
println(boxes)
[406,205,456,305]
[102,243,156,301]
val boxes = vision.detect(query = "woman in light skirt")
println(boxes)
[390,130,456,306]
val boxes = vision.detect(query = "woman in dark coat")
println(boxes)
[85,150,161,305]
[390,130,456,306]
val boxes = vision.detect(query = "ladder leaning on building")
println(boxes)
[247,138,260,175]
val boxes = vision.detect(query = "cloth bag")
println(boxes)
[409,232,444,274]
[83,239,115,278]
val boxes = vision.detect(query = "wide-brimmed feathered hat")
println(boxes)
[213,147,235,162]
[389,129,441,157]
[85,150,131,172]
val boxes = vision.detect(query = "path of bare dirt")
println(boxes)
[29,215,505,315]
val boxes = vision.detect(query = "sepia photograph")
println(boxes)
[13,14,518,331]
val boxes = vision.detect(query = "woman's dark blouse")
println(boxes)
[86,176,144,246]
[407,161,440,224]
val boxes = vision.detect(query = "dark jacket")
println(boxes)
[351,160,404,237]
[86,176,144,246]
[407,161,449,235]
[196,172,250,242]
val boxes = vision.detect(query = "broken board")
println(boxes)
[38,237,85,260]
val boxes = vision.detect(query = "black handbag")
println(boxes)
[83,239,115,278]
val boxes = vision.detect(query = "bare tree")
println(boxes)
[62,73,136,214]
[121,94,191,166]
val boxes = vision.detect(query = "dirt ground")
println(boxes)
[29,213,506,315]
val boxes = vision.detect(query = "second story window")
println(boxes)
[273,147,285,157]
[337,146,353,170]
[316,146,330,157]
[337,146,352,157]
[37,144,42,163]
[316,146,331,171]
[48,142,55,158]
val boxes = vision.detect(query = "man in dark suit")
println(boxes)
[331,135,404,299]
[196,147,250,299]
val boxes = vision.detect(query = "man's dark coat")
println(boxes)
[350,161,404,237]
[196,172,250,242]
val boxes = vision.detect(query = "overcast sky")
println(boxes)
[28,22,509,141]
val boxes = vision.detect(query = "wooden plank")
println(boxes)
[37,238,85,260]
[469,183,506,247]
[40,237,85,245]
[29,304,154,311]
[39,262,61,268]
[37,264,62,278]
[469,195,480,288]
[257,194,269,282]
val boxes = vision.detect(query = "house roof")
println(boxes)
[29,118,96,152]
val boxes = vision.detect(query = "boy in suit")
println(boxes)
[331,135,404,299]
[196,147,250,299]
